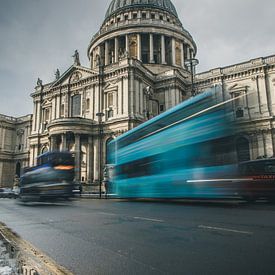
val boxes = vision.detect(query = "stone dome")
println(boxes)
[105,0,178,19]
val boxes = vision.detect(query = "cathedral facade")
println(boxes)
[28,0,195,185]
[0,0,275,187]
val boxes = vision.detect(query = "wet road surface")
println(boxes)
[0,198,275,274]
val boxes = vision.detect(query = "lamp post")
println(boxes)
[144,86,160,119]
[96,112,104,199]
[96,54,105,199]
[184,58,199,96]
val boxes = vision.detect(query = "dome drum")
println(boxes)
[89,31,196,72]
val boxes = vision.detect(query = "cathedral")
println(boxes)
[0,0,275,187]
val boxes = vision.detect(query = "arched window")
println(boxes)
[71,94,81,117]
[41,146,49,154]
[236,137,250,162]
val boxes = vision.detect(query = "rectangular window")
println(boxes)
[133,13,137,19]
[71,94,81,117]
[44,108,50,122]
[108,93,114,107]
[107,109,114,118]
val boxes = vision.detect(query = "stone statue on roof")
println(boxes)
[55,69,60,80]
[72,50,81,66]
[37,78,43,86]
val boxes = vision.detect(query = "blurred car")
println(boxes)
[0,188,16,198]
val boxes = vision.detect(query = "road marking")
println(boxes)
[133,217,164,223]
[198,225,253,235]
[98,212,118,216]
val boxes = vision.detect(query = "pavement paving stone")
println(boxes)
[0,239,18,275]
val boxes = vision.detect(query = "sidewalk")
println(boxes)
[0,240,17,275]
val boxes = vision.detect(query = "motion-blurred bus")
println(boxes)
[19,151,75,201]
[107,88,275,201]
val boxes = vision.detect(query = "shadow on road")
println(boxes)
[15,199,76,207]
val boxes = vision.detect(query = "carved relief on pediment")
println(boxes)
[41,99,52,107]
[70,71,82,83]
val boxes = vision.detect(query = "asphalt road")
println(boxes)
[0,198,275,275]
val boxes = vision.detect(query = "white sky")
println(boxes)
[0,0,274,116]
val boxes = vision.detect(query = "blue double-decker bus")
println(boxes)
[107,87,243,199]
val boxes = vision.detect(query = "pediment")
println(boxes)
[228,83,248,92]
[42,99,52,107]
[103,81,119,92]
[50,65,96,88]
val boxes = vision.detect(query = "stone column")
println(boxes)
[105,40,109,65]
[32,103,37,132]
[149,34,154,63]
[114,37,119,63]
[137,34,141,61]
[171,38,176,66]
[87,135,94,183]
[125,34,129,55]
[161,35,166,64]
[75,134,81,182]
[181,42,185,68]
[61,133,67,151]
[36,102,41,133]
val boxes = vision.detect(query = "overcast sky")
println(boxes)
[0,0,274,117]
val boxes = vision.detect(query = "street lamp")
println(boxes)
[184,58,199,96]
[96,112,105,199]
[144,86,160,119]
[96,54,105,199]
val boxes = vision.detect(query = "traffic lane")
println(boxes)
[60,200,275,275]
[0,200,164,274]
[0,199,275,274]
